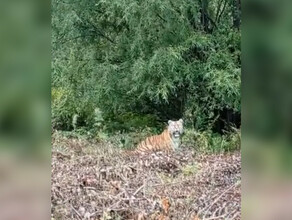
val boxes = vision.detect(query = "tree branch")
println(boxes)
[87,20,116,44]
[155,12,167,23]
[72,9,116,44]
[216,0,228,24]
[154,12,178,37]
[168,0,181,15]
[203,12,217,30]
[215,0,224,23]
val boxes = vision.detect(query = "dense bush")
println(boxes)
[52,0,241,144]
[183,127,241,153]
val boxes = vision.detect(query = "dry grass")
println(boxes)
[51,132,241,220]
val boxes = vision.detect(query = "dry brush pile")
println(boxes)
[51,133,241,220]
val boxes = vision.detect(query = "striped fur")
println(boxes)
[124,119,184,156]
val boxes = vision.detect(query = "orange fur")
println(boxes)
[124,119,183,156]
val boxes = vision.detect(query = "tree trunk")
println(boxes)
[200,0,210,32]
[232,0,241,29]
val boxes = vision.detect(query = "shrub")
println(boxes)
[183,128,241,153]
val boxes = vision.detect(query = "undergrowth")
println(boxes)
[54,126,241,153]
[183,128,241,153]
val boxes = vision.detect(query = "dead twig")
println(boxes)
[199,183,237,216]
[71,205,82,220]
[133,184,145,196]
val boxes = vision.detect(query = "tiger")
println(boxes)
[124,119,184,156]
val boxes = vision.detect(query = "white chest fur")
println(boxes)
[171,137,181,150]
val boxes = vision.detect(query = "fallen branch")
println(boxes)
[200,183,237,216]
[71,205,82,220]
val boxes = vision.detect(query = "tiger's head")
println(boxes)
[167,119,184,139]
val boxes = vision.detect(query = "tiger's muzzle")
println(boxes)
[172,131,181,138]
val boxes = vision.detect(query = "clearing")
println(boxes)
[51,132,241,220]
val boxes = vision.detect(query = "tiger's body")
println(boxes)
[124,119,184,156]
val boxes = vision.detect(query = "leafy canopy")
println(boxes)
[52,0,241,132]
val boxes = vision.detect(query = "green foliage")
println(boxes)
[107,126,162,150]
[52,0,241,150]
[51,87,99,130]
[105,113,161,132]
[183,128,241,153]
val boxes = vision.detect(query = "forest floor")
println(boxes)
[51,132,241,220]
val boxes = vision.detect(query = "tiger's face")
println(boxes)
[168,119,184,139]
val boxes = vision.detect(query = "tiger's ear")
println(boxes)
[179,119,183,123]
[168,120,172,125]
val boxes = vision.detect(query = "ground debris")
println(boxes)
[51,134,241,220]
